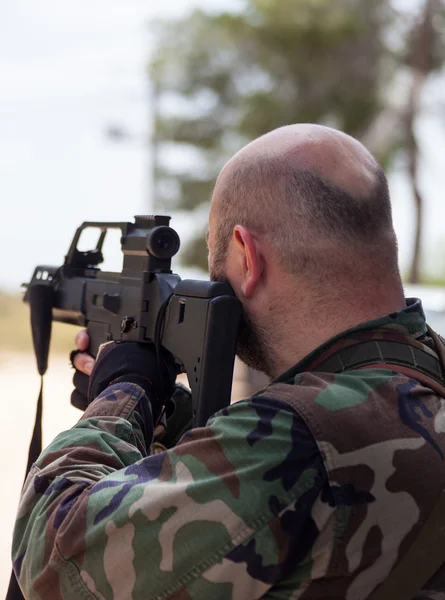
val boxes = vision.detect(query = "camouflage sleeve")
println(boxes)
[12,384,327,600]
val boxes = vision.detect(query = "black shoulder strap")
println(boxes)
[311,329,445,398]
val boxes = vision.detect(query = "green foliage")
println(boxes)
[181,235,209,272]
[149,0,445,273]
[403,0,445,73]
[149,0,395,268]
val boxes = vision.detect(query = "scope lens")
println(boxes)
[157,232,174,250]
[147,226,180,259]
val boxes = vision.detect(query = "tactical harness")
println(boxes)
[283,324,445,600]
[7,327,445,600]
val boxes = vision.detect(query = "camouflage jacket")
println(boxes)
[13,299,445,599]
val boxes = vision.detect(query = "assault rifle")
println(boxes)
[7,215,241,600]
[8,215,240,600]
[23,215,241,427]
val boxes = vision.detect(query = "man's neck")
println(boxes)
[268,290,406,380]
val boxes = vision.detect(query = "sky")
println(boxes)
[0,0,240,290]
[1,0,445,292]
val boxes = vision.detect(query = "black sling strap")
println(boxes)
[6,284,52,600]
[309,328,445,397]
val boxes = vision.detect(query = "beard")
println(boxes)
[210,264,272,376]
[236,309,272,377]
[210,251,274,377]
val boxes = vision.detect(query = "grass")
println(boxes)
[0,290,80,354]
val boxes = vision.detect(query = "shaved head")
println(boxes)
[208,123,404,376]
[209,123,399,285]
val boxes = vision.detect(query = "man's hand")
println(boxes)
[72,330,95,375]
[70,330,96,410]
[70,329,178,420]
[70,332,190,443]
[90,341,179,428]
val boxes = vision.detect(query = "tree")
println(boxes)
[402,0,445,282]
[149,0,445,279]
[150,0,394,269]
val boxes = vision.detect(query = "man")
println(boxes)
[13,124,445,599]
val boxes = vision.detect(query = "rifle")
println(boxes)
[23,214,241,427]
[6,214,241,600]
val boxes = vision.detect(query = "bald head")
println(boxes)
[210,124,400,285]
[231,123,378,197]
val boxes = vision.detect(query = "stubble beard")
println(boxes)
[210,261,272,377]
[235,310,272,377]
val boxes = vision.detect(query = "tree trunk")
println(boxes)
[405,0,437,283]
[406,68,426,284]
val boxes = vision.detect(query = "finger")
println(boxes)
[73,351,95,375]
[75,329,90,352]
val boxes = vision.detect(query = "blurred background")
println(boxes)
[2,0,445,595]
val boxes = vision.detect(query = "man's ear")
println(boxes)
[233,225,264,298]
